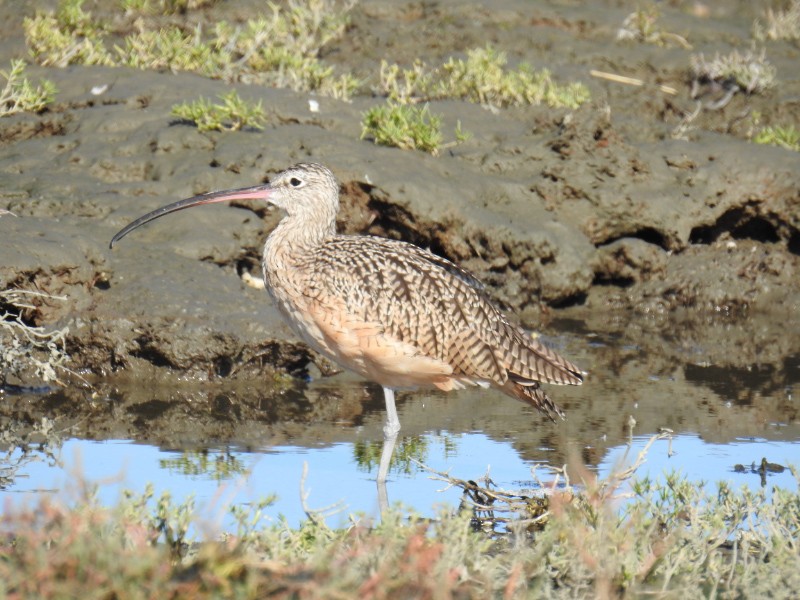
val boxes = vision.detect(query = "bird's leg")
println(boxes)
[377,387,400,513]
[376,433,396,513]
[377,429,398,483]
[377,387,400,483]
[381,386,401,438]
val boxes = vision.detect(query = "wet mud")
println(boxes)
[1,1,798,459]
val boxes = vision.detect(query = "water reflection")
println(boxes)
[1,431,796,530]
[159,450,250,481]
[1,317,798,528]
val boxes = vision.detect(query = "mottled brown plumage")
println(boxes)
[110,162,584,484]
[259,163,583,421]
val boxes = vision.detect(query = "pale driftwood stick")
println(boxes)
[590,69,678,95]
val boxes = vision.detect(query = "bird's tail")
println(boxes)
[501,380,565,422]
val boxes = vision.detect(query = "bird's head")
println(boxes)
[109,162,339,248]
[266,162,339,218]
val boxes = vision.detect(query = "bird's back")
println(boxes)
[267,234,583,419]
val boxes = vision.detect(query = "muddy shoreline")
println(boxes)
[1,1,798,453]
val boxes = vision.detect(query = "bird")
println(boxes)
[110,162,584,491]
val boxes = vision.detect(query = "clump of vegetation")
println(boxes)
[23,0,358,99]
[0,60,57,117]
[361,102,442,153]
[361,102,470,155]
[690,47,777,110]
[172,90,267,132]
[122,0,218,16]
[753,0,800,41]
[378,59,434,104]
[616,5,691,48]
[691,48,777,95]
[378,45,590,109]
[23,0,113,67]
[754,124,800,151]
[0,290,70,386]
[210,0,359,98]
[439,46,590,109]
[0,435,798,597]
[117,27,223,75]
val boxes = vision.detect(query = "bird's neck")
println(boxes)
[262,210,336,272]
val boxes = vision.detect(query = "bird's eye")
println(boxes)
[289,177,302,187]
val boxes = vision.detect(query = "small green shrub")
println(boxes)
[23,0,113,67]
[171,90,267,132]
[378,59,436,104]
[361,102,445,154]
[377,46,590,109]
[754,124,800,151]
[438,46,590,109]
[117,27,223,75]
[55,0,104,32]
[0,60,57,117]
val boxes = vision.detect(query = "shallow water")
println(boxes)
[3,431,797,531]
[2,321,798,530]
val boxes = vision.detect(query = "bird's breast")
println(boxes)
[261,263,342,362]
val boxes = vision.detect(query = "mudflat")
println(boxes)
[1,0,798,457]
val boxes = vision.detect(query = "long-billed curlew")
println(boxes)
[110,163,584,493]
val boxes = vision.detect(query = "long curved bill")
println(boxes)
[109,183,273,249]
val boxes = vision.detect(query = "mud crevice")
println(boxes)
[368,197,444,252]
[336,180,380,235]
[127,399,172,420]
[549,291,588,309]
[690,206,782,246]
[0,114,71,145]
[789,231,800,256]
[597,227,670,252]
[629,227,669,250]
[592,274,635,288]
[130,339,175,369]
[214,355,234,378]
